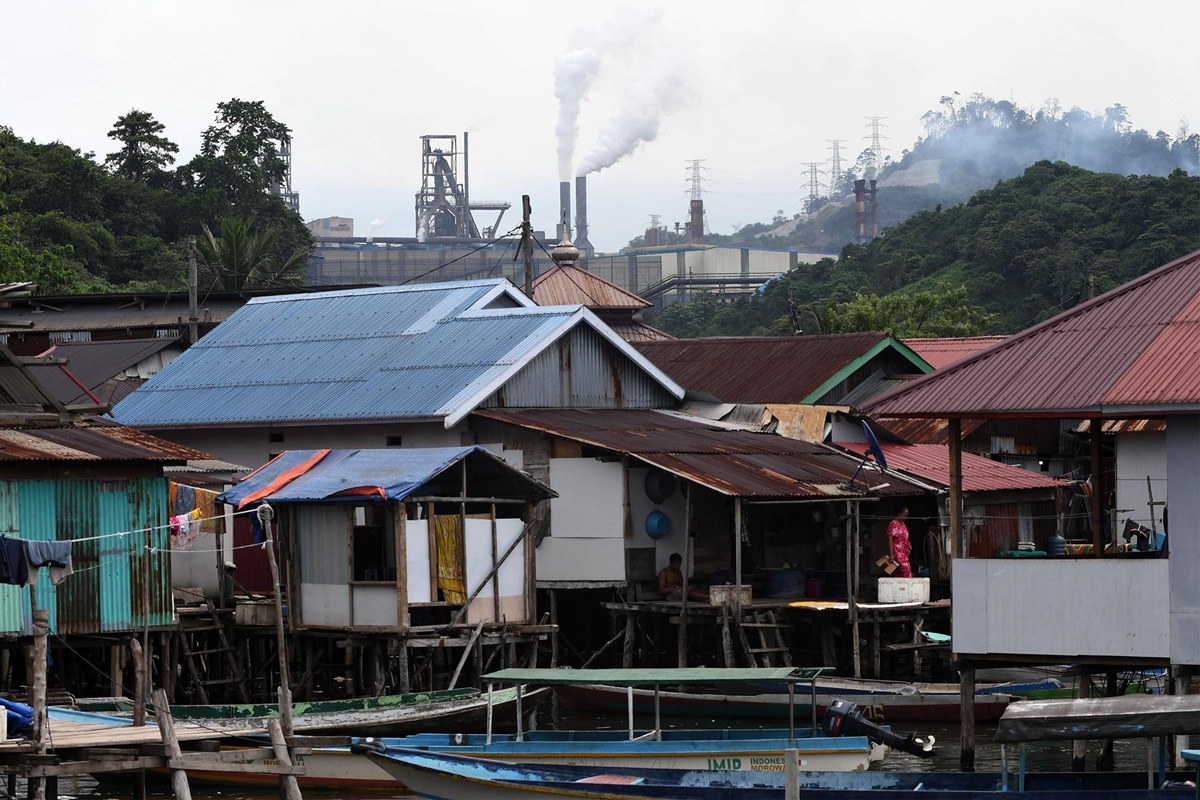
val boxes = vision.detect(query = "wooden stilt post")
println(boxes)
[734,499,744,618]
[959,665,975,772]
[28,600,48,800]
[398,640,410,693]
[622,611,636,668]
[549,589,559,668]
[1090,420,1103,557]
[1072,670,1091,771]
[130,637,145,727]
[152,688,193,800]
[850,502,861,679]
[268,719,303,800]
[260,505,294,737]
[678,489,691,668]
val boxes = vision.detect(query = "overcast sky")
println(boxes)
[3,1,1198,252]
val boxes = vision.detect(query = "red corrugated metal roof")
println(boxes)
[834,442,1063,493]
[533,265,651,309]
[476,408,927,498]
[867,249,1200,418]
[903,336,1008,370]
[636,333,907,403]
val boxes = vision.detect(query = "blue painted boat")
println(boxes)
[364,747,1198,800]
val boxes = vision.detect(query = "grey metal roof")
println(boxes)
[112,279,682,429]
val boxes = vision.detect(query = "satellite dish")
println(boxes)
[861,420,888,472]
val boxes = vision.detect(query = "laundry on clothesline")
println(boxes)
[0,536,28,586]
[25,539,73,587]
[169,508,204,548]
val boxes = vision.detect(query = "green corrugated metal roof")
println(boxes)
[481,667,827,685]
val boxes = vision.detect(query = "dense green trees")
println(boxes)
[0,99,312,294]
[655,162,1200,337]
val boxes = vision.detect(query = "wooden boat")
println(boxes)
[365,746,1198,800]
[77,685,544,737]
[555,675,1035,723]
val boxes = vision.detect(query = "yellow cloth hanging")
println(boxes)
[434,515,466,605]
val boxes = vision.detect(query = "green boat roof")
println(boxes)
[481,667,827,686]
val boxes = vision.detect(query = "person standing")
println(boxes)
[887,507,913,578]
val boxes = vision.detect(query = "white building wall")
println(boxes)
[952,558,1170,660]
[1165,416,1200,665]
[537,458,626,584]
[1115,431,1168,532]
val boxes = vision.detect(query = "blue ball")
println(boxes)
[646,510,672,540]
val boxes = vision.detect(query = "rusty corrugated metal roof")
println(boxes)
[533,265,651,309]
[903,336,1008,370]
[868,249,1200,419]
[1072,418,1167,434]
[636,333,929,404]
[872,416,987,445]
[475,408,927,498]
[834,442,1063,493]
[0,421,209,462]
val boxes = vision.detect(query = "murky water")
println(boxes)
[35,703,1192,799]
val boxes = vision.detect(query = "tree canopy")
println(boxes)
[0,99,312,294]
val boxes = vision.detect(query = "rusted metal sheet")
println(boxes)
[0,483,23,634]
[1073,418,1166,434]
[476,409,925,498]
[636,333,892,404]
[834,442,1062,493]
[533,265,651,309]
[903,336,1007,370]
[868,250,1200,418]
[0,424,207,463]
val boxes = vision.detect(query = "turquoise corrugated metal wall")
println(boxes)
[0,483,23,634]
[0,478,173,636]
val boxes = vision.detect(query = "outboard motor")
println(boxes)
[821,698,935,758]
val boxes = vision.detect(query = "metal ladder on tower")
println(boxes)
[179,598,249,703]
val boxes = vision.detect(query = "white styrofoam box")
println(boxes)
[708,584,752,607]
[877,577,930,604]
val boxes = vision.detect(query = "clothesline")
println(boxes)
[70,505,263,543]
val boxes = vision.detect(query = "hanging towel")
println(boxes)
[170,509,203,548]
[173,483,197,517]
[25,540,73,587]
[434,515,466,605]
[193,486,218,534]
[0,537,28,586]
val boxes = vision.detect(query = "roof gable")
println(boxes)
[867,248,1200,418]
[113,280,681,429]
[533,264,651,310]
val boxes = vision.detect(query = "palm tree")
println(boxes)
[197,216,309,291]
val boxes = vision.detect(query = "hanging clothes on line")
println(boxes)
[25,540,72,587]
[170,509,204,548]
[0,536,28,586]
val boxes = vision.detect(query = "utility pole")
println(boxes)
[520,195,534,297]
[827,139,846,195]
[187,236,198,344]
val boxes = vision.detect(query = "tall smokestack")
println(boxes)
[688,199,705,245]
[558,181,572,241]
[854,179,867,243]
[869,179,879,238]
[574,175,593,257]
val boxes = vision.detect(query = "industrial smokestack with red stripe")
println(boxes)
[575,175,593,258]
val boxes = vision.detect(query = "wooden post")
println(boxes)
[398,639,411,693]
[152,688,193,800]
[622,611,637,668]
[490,505,500,623]
[549,589,559,668]
[1090,419,1103,557]
[108,644,122,698]
[678,489,691,668]
[1072,670,1091,771]
[720,606,735,667]
[267,719,303,800]
[28,604,48,800]
[260,506,294,737]
[395,505,408,630]
[734,498,744,617]
[426,502,438,602]
[130,637,146,727]
[784,748,800,800]
[948,419,963,561]
[850,502,861,679]
[959,666,975,772]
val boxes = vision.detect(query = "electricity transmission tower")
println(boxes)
[800,162,826,212]
[685,159,707,201]
[827,139,846,195]
[864,116,889,175]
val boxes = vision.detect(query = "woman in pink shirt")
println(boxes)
[887,506,913,578]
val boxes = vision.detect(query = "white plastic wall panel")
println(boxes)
[464,517,527,624]
[1166,417,1200,665]
[951,558,1169,660]
[548,459,624,538]
[352,585,398,627]
[1115,431,1168,531]
[297,506,349,584]
[300,584,351,627]
[405,519,432,603]
[536,536,627,582]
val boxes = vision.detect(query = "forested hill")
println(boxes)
[655,161,1200,337]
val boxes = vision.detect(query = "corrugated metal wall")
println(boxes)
[0,478,172,636]
[482,325,675,410]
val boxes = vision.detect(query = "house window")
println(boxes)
[352,505,395,582]
[386,435,402,447]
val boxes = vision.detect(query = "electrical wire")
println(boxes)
[396,226,523,287]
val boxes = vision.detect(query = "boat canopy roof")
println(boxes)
[482,667,827,686]
[996,693,1200,743]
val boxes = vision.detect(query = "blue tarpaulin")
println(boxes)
[219,446,489,507]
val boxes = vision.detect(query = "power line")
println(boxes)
[397,226,523,287]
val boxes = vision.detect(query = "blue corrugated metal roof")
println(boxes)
[112,279,679,428]
[218,446,553,506]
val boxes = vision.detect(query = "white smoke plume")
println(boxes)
[575,67,683,176]
[554,5,665,180]
[366,216,386,242]
[555,48,602,181]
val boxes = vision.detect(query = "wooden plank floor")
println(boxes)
[0,719,266,752]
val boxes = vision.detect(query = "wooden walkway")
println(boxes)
[0,718,267,753]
